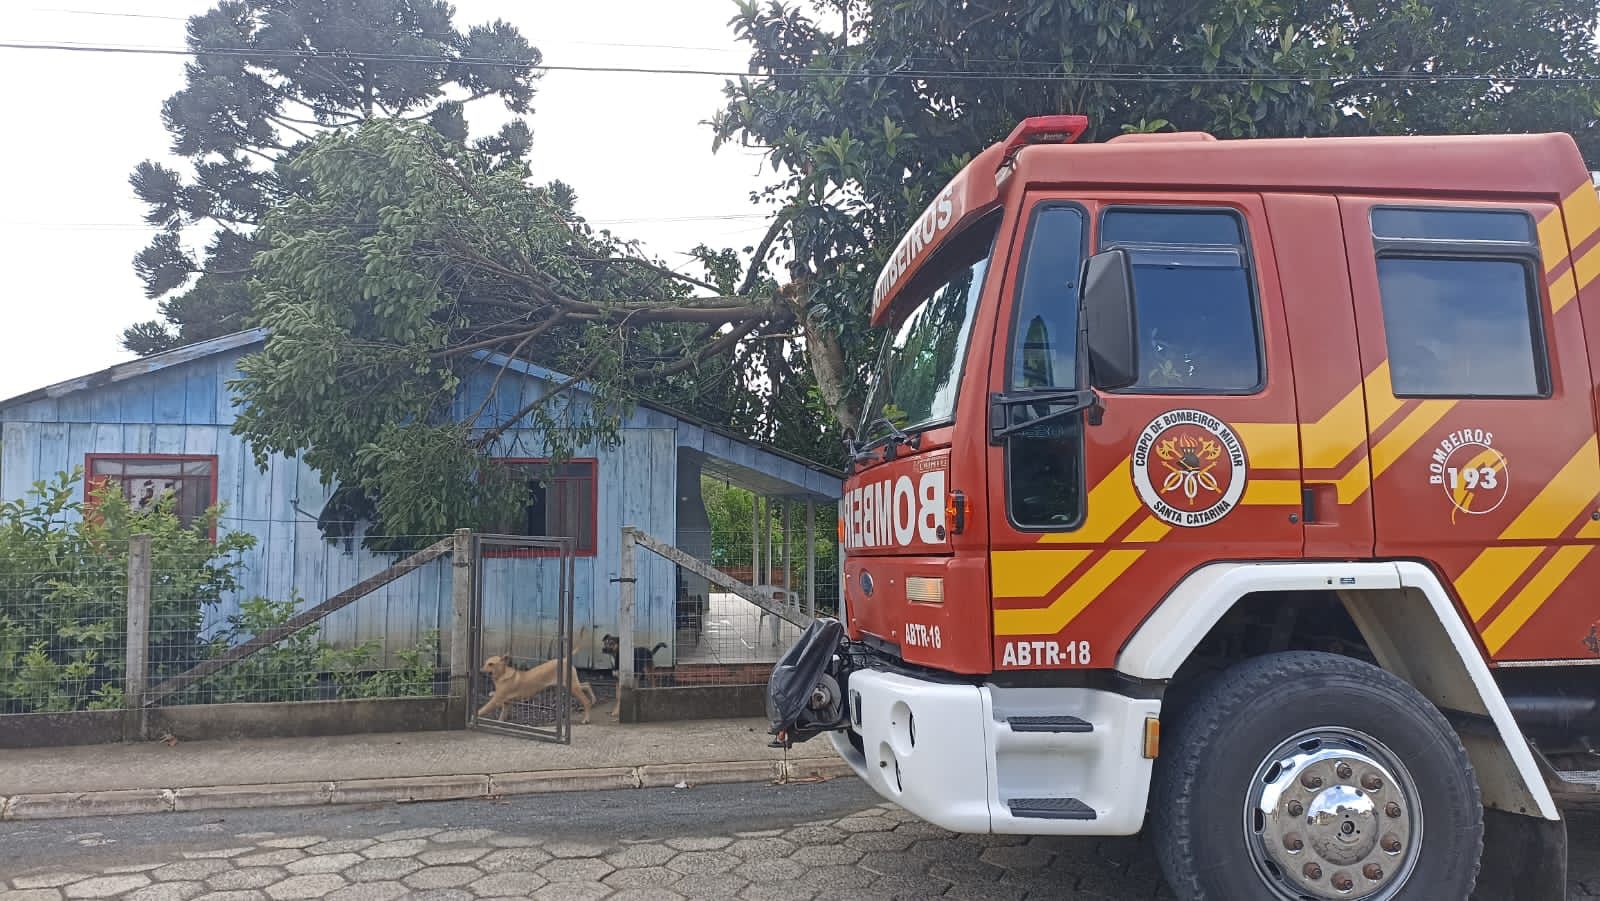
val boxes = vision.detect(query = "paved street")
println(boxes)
[3,781,1600,900]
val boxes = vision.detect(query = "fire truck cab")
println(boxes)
[768,117,1600,900]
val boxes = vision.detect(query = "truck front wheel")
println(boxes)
[1151,651,1483,900]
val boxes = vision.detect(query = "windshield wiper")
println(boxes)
[868,417,923,460]
[989,389,1102,442]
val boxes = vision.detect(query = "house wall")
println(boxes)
[0,345,683,669]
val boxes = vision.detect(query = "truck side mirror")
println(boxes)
[1082,249,1140,391]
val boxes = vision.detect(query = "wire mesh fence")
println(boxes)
[649,488,840,689]
[0,528,460,717]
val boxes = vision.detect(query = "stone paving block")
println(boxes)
[531,881,609,901]
[664,850,739,876]
[536,858,615,883]
[789,844,860,867]
[845,831,916,853]
[833,815,896,834]
[724,837,796,860]
[738,882,820,901]
[863,873,956,899]
[484,835,538,848]
[284,853,364,876]
[855,850,930,877]
[605,843,678,870]
[404,891,472,901]
[978,844,1055,870]
[62,875,152,898]
[181,849,252,861]
[664,835,732,852]
[263,874,347,900]
[399,867,480,890]
[329,776,489,806]
[602,867,681,890]
[543,839,611,859]
[358,840,429,861]
[467,872,551,895]
[608,889,685,901]
[800,865,877,892]
[489,768,638,796]
[203,870,281,891]
[11,875,90,890]
[414,847,488,866]
[305,840,374,856]
[475,847,553,873]
[126,883,204,901]
[102,863,162,875]
[322,882,408,901]
[638,760,780,789]
[232,851,304,868]
[191,891,267,901]
[0,890,66,901]
[152,862,230,883]
[426,828,495,845]
[676,873,748,899]
[342,860,421,884]
[782,825,845,846]
[371,828,440,842]
[733,857,807,882]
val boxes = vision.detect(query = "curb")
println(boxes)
[0,756,856,821]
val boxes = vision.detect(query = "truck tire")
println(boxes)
[1151,651,1483,901]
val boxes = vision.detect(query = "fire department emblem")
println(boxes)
[1428,427,1509,522]
[1131,410,1248,528]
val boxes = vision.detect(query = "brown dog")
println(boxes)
[478,629,596,725]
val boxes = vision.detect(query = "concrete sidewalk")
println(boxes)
[0,719,849,821]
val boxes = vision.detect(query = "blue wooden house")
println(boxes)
[0,329,840,670]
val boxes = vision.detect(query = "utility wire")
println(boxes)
[0,39,1592,84]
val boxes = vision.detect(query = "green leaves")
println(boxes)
[125,0,543,355]
[0,470,254,714]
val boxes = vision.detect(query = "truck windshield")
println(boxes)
[860,217,1000,446]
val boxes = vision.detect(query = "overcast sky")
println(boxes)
[0,0,777,400]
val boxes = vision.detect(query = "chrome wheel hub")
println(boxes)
[1246,728,1421,900]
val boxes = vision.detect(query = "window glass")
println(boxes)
[496,461,597,554]
[1373,209,1533,243]
[1102,209,1243,246]
[860,219,999,443]
[1128,249,1260,391]
[1377,258,1545,397]
[87,456,216,529]
[1005,206,1088,528]
[1008,207,1085,390]
[1099,208,1262,393]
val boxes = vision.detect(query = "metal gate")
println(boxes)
[468,534,577,742]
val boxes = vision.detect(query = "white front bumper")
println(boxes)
[829,668,1159,835]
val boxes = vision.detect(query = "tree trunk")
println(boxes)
[799,303,859,435]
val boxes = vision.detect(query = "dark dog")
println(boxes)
[601,634,668,718]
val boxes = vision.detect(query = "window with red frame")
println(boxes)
[492,460,597,555]
[86,455,218,531]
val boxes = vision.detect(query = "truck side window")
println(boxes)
[1371,208,1549,398]
[1099,209,1263,393]
[1005,205,1087,529]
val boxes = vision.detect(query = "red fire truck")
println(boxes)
[768,116,1600,900]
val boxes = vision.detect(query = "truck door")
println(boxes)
[985,194,1305,671]
[1340,198,1600,662]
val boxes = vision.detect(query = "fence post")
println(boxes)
[806,499,816,620]
[448,529,473,728]
[124,534,151,742]
[617,527,637,722]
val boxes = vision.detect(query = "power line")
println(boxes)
[0,38,1594,85]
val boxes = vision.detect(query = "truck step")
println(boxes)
[1006,797,1097,820]
[1006,715,1093,733]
